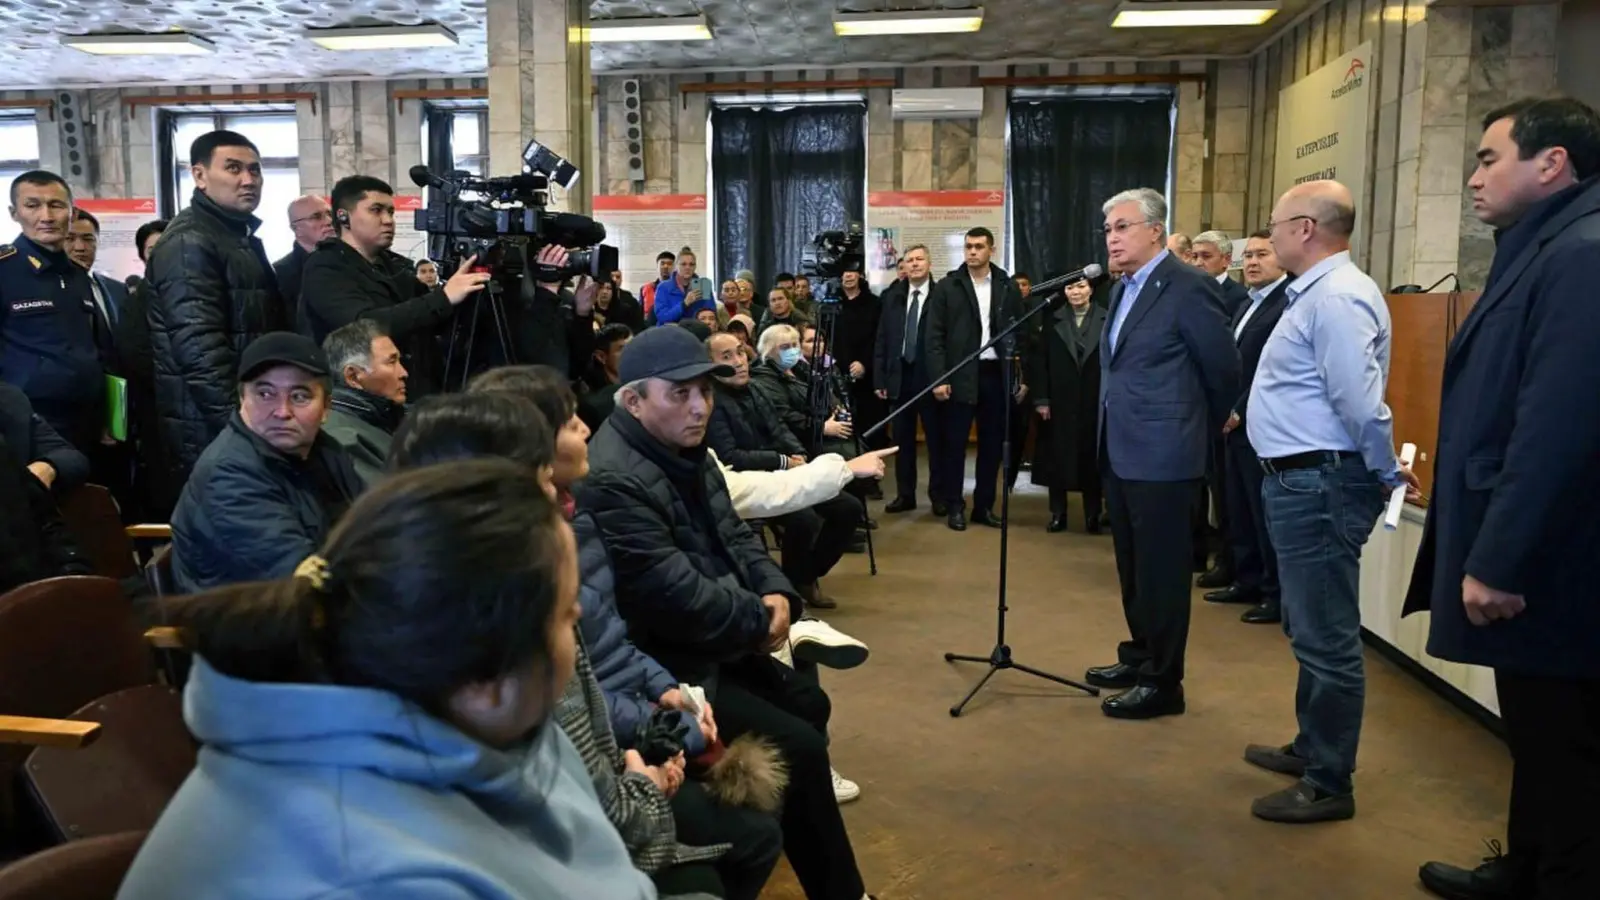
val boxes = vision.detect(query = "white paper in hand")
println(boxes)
[1383,443,1417,531]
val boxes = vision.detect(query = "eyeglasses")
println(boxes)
[291,210,333,226]
[1102,219,1155,236]
[1266,215,1317,231]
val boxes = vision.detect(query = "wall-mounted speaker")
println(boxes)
[53,91,91,195]
[622,78,644,183]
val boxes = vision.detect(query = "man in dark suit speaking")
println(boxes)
[1408,97,1600,900]
[1085,188,1239,720]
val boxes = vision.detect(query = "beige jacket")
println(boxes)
[708,448,854,519]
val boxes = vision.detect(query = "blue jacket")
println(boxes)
[651,276,717,325]
[573,511,706,755]
[1403,176,1600,679]
[0,235,107,448]
[171,412,363,593]
[1098,252,1240,481]
[118,658,658,900]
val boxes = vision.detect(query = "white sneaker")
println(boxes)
[771,639,794,668]
[788,618,869,670]
[831,767,861,804]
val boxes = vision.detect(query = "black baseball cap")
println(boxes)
[618,325,733,385]
[239,332,330,382]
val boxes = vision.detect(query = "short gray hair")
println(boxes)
[1102,188,1168,229]
[1193,230,1233,257]
[323,319,389,376]
[619,378,651,400]
[757,323,799,359]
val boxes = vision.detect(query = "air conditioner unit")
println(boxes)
[890,87,984,120]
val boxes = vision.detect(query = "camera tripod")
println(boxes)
[442,277,517,392]
[807,284,877,575]
[861,270,1105,716]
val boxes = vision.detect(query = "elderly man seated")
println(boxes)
[577,326,877,900]
[706,331,862,610]
[321,319,409,485]
[170,332,363,592]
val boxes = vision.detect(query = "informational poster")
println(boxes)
[865,190,1006,289]
[593,194,708,291]
[388,194,430,263]
[1274,42,1374,206]
[0,197,158,283]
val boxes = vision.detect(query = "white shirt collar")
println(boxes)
[1248,274,1288,302]
[1215,271,1230,284]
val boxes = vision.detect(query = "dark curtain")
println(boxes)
[423,105,455,210]
[1008,97,1174,289]
[712,104,866,288]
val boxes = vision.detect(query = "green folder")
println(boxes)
[105,374,128,442]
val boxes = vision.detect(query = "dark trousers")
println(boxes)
[657,780,782,900]
[1497,671,1600,898]
[1103,469,1199,687]
[1223,429,1278,604]
[938,361,1007,513]
[771,493,863,586]
[1193,436,1231,571]
[1047,479,1103,527]
[715,658,865,900]
[849,379,890,452]
[889,362,940,503]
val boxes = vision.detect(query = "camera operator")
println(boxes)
[300,175,489,397]
[832,269,886,451]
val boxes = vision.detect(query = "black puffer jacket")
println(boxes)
[575,408,798,689]
[707,378,805,471]
[146,192,287,502]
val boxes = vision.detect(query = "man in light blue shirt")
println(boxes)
[1242,180,1418,826]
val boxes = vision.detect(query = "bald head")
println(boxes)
[287,193,333,251]
[1269,179,1356,272]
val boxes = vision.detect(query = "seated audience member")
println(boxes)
[578,323,632,432]
[595,278,646,334]
[320,320,408,485]
[735,278,764,322]
[299,175,489,396]
[170,333,363,594]
[414,257,440,288]
[726,314,756,358]
[696,306,724,334]
[464,366,786,900]
[578,326,877,900]
[755,289,806,340]
[0,381,90,493]
[119,460,659,900]
[0,387,92,593]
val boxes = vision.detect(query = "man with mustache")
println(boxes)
[300,175,490,398]
[147,130,289,517]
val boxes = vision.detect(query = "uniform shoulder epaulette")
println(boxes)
[0,244,15,261]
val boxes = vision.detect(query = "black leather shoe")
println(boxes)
[1251,781,1354,823]
[931,501,950,517]
[1086,519,1103,535]
[946,508,967,531]
[1196,566,1232,588]
[884,496,916,514]
[1419,841,1521,900]
[1241,602,1282,624]
[1046,514,1067,533]
[1204,584,1256,604]
[1102,684,1185,720]
[1244,742,1308,777]
[970,509,1002,528]
[1084,662,1139,688]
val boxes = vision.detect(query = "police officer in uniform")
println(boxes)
[1,170,107,457]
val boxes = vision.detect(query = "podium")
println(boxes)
[1383,290,1479,505]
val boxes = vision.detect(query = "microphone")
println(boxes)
[1027,263,1107,303]
[409,164,447,189]
[1389,272,1458,294]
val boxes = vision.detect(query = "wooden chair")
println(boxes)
[0,577,155,839]
[53,486,138,581]
[0,830,146,900]
[23,686,195,843]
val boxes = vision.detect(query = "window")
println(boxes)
[0,115,42,243]
[420,108,488,177]
[164,111,300,260]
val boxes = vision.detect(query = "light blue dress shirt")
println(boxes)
[1107,248,1169,351]
[1245,251,1401,483]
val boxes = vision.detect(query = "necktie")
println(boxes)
[903,288,921,362]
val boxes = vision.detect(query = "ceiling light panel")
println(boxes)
[834,8,986,37]
[1111,1,1281,28]
[306,24,460,50]
[62,33,216,55]
[587,16,713,43]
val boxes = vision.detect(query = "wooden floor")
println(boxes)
[757,469,1508,899]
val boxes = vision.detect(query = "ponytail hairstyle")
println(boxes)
[387,391,554,473]
[162,459,571,715]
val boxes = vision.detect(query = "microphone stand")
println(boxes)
[862,276,1101,717]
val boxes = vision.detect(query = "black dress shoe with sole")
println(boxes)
[931,501,950,517]
[884,496,916,514]
[1203,584,1256,604]
[1418,841,1521,900]
[1250,781,1354,823]
[970,510,1002,528]
[1241,603,1282,624]
[1046,514,1067,533]
[1101,684,1185,720]
[1195,566,1232,588]
[1084,663,1139,689]
[946,508,967,531]
[1243,742,1308,777]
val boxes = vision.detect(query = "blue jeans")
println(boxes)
[1261,454,1387,796]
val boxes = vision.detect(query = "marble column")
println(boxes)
[486,0,593,214]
